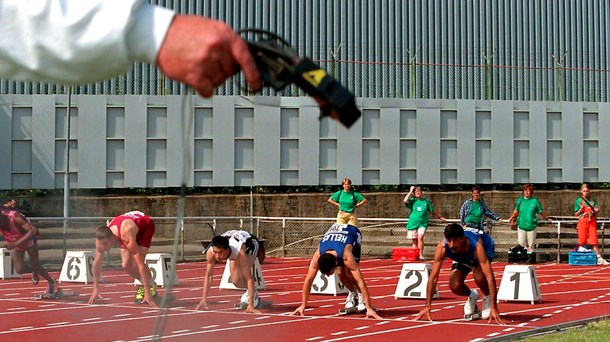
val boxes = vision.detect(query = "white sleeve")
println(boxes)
[0,0,175,84]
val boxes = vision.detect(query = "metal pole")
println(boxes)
[62,86,72,258]
[282,218,286,257]
[556,221,561,263]
[601,222,605,256]
[249,186,254,233]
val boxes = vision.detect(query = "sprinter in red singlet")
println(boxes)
[88,211,158,307]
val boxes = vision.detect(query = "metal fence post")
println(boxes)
[556,221,561,263]
[601,222,605,256]
[282,218,286,257]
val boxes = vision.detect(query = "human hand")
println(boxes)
[195,299,208,311]
[414,307,432,321]
[244,305,262,314]
[87,288,104,304]
[156,15,262,98]
[365,308,382,320]
[291,304,306,316]
[409,186,415,193]
[488,307,505,325]
[142,293,158,308]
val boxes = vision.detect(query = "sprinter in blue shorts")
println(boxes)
[291,223,381,319]
[415,223,504,324]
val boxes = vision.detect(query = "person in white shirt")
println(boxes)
[0,0,261,97]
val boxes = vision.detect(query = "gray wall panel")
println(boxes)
[254,97,281,185]
[77,96,106,188]
[297,98,320,185]
[416,106,441,184]
[599,103,610,181]
[336,110,363,185]
[491,101,514,183]
[31,96,55,188]
[456,101,476,183]
[562,102,584,182]
[529,101,549,184]
[124,96,147,187]
[379,102,400,184]
[212,97,235,186]
[0,96,13,188]
[166,96,193,186]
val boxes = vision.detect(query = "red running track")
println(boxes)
[0,257,609,341]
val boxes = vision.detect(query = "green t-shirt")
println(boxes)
[574,196,598,213]
[405,197,434,230]
[465,201,482,225]
[515,197,545,231]
[330,190,365,213]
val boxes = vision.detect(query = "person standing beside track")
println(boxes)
[291,223,381,319]
[415,223,504,325]
[574,183,609,265]
[459,186,501,231]
[328,178,367,227]
[0,207,59,296]
[196,230,262,314]
[403,186,446,260]
[88,211,158,307]
[507,184,552,253]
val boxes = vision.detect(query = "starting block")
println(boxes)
[497,265,542,304]
[310,270,348,295]
[134,253,179,287]
[59,251,95,284]
[394,263,439,299]
[219,259,266,290]
[0,248,21,279]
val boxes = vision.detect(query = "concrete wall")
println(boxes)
[15,189,610,220]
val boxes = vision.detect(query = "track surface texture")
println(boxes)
[1,257,609,341]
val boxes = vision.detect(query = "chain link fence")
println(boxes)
[23,216,608,270]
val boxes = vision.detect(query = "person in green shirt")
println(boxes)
[459,186,502,231]
[574,183,608,265]
[507,184,552,252]
[328,178,367,226]
[404,186,446,260]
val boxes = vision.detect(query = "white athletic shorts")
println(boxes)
[406,227,427,239]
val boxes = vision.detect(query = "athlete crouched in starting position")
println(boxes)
[292,223,381,319]
[0,208,58,296]
[415,223,504,324]
[88,211,158,307]
[196,230,262,313]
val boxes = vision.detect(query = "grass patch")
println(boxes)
[525,319,610,341]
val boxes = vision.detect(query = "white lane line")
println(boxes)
[171,330,190,334]
[82,317,102,322]
[6,307,27,311]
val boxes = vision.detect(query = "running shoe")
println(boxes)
[481,295,491,319]
[240,290,260,308]
[356,292,366,311]
[464,289,479,316]
[597,256,609,265]
[47,279,57,294]
[135,286,145,303]
[345,291,356,309]
[150,283,158,298]
[32,272,39,285]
